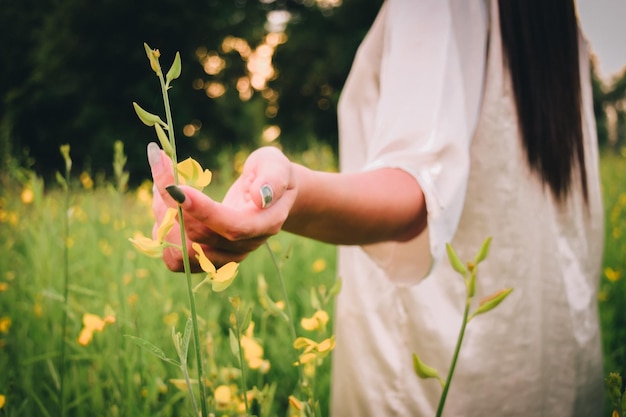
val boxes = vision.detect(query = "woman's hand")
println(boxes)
[148,142,297,271]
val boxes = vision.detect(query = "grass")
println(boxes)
[0,147,624,416]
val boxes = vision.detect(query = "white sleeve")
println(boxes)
[362,0,489,285]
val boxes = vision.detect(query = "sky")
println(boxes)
[576,0,626,82]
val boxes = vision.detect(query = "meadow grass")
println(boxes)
[0,148,624,416]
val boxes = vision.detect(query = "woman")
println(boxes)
[148,0,605,414]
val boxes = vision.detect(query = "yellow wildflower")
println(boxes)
[0,282,7,292]
[214,385,233,410]
[129,208,177,257]
[192,242,239,292]
[136,180,153,206]
[169,378,195,391]
[127,293,138,306]
[177,158,212,190]
[0,394,5,409]
[0,317,11,334]
[605,267,622,283]
[288,395,303,411]
[293,335,336,365]
[241,322,270,372]
[301,310,329,332]
[135,268,149,279]
[77,313,115,346]
[21,187,34,204]
[163,312,179,327]
[80,172,94,189]
[311,258,327,273]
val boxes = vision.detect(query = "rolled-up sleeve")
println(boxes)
[359,0,489,284]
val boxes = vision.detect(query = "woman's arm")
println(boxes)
[284,162,426,244]
[149,143,426,270]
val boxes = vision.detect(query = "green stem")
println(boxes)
[436,297,471,417]
[59,166,71,417]
[180,359,199,415]
[158,73,209,417]
[263,242,305,387]
[234,311,250,416]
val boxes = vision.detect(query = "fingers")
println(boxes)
[243,147,294,209]
[165,185,257,240]
[147,142,177,208]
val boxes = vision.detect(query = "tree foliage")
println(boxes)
[0,0,380,182]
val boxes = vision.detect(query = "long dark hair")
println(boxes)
[498,0,588,202]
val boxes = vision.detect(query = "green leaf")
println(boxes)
[310,287,322,311]
[154,123,174,157]
[446,243,467,276]
[240,306,253,334]
[412,353,444,387]
[166,52,182,84]
[55,171,68,191]
[328,278,342,298]
[469,288,513,321]
[125,335,180,366]
[229,328,240,363]
[133,102,166,127]
[473,236,492,265]
[181,316,192,362]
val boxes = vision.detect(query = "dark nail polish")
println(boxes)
[166,185,186,204]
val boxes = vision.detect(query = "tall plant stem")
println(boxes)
[436,298,470,417]
[234,312,250,415]
[59,169,70,417]
[264,242,305,385]
[158,74,209,417]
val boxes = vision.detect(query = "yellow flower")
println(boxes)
[0,394,5,409]
[293,335,335,365]
[311,258,327,273]
[240,322,270,372]
[163,312,179,327]
[300,310,329,332]
[169,378,195,391]
[80,171,94,190]
[21,187,34,204]
[214,385,233,410]
[288,395,303,411]
[0,282,8,292]
[136,180,153,206]
[128,208,177,257]
[127,293,138,306]
[77,313,115,346]
[192,242,239,292]
[605,267,622,283]
[0,317,11,334]
[177,158,212,190]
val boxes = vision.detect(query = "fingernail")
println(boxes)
[166,185,186,204]
[147,142,162,170]
[260,184,273,208]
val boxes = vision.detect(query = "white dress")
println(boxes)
[332,0,605,416]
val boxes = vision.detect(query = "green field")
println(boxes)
[1,148,625,416]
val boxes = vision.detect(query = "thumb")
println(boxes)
[243,146,294,209]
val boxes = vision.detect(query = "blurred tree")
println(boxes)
[0,0,381,184]
[602,67,626,150]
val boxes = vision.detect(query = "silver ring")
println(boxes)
[260,184,274,208]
